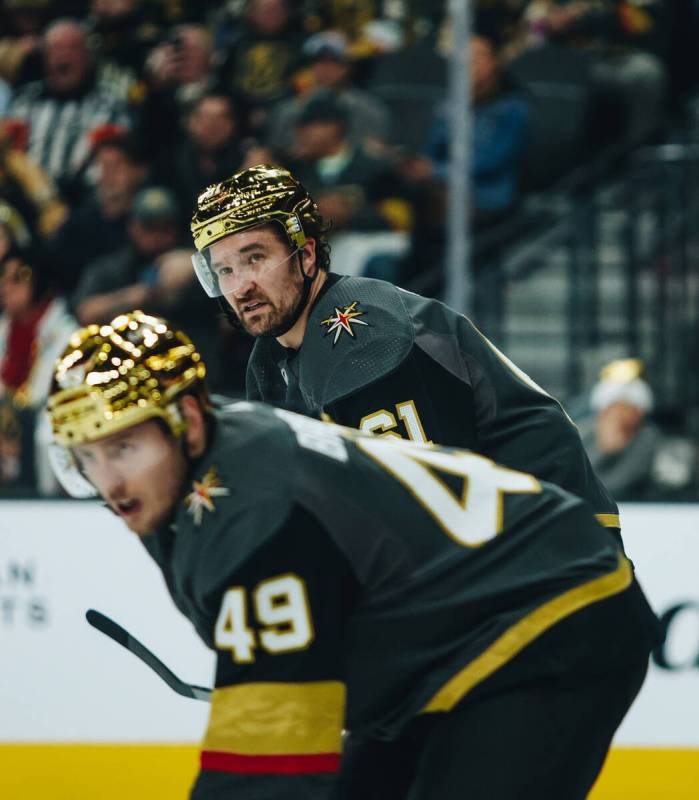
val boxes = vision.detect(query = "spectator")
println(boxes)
[72,184,224,392]
[289,90,412,234]
[48,129,148,293]
[88,0,164,104]
[0,245,76,492]
[0,120,68,239]
[217,0,304,133]
[139,23,217,156]
[516,1,668,146]
[423,31,532,229]
[306,0,380,43]
[6,18,132,201]
[154,91,268,224]
[144,23,215,103]
[0,202,31,260]
[265,30,393,155]
[72,186,188,325]
[579,359,697,501]
[0,0,46,88]
[0,77,10,115]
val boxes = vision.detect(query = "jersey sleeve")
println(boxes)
[191,503,359,800]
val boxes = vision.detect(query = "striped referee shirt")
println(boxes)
[7,78,132,184]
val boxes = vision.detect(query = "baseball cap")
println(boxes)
[303,31,349,63]
[131,187,178,222]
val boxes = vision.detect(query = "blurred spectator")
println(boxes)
[0,0,47,87]
[0,246,76,492]
[154,90,268,224]
[422,31,532,228]
[265,30,393,154]
[579,359,697,501]
[217,0,304,132]
[88,0,164,104]
[0,202,31,259]
[516,1,668,146]
[0,77,10,115]
[71,184,223,391]
[139,23,217,156]
[72,186,188,325]
[6,18,132,201]
[289,90,412,233]
[303,1,408,61]
[144,23,214,104]
[0,121,68,238]
[48,129,148,292]
[305,0,380,43]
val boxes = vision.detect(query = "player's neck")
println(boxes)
[275,269,328,350]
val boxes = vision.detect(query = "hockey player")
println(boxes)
[189,165,622,544]
[48,311,659,800]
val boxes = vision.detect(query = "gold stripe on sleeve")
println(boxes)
[422,554,633,713]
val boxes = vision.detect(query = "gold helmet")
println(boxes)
[191,164,320,253]
[48,311,207,448]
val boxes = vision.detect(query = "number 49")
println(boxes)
[214,573,314,664]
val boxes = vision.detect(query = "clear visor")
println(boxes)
[192,235,301,298]
[48,442,97,499]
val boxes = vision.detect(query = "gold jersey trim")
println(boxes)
[203,681,345,756]
[596,513,621,529]
[421,553,633,713]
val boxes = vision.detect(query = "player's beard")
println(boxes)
[234,259,308,339]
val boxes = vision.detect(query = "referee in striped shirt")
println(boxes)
[6,18,131,195]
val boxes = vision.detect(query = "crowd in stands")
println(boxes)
[0,0,698,496]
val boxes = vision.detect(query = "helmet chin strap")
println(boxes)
[218,250,320,340]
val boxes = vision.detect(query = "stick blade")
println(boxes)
[85,608,212,702]
[86,608,129,646]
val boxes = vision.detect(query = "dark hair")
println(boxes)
[0,244,56,302]
[191,88,239,118]
[259,217,332,273]
[92,131,147,165]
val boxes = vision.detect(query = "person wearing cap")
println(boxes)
[285,89,410,234]
[265,30,392,156]
[72,185,189,326]
[579,359,697,500]
[45,310,659,800]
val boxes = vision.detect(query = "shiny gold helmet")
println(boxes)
[190,164,327,297]
[47,311,207,496]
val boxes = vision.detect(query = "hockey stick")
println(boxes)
[85,609,212,702]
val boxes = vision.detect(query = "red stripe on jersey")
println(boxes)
[201,750,341,774]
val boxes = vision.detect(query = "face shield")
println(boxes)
[48,441,97,499]
[192,217,305,297]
